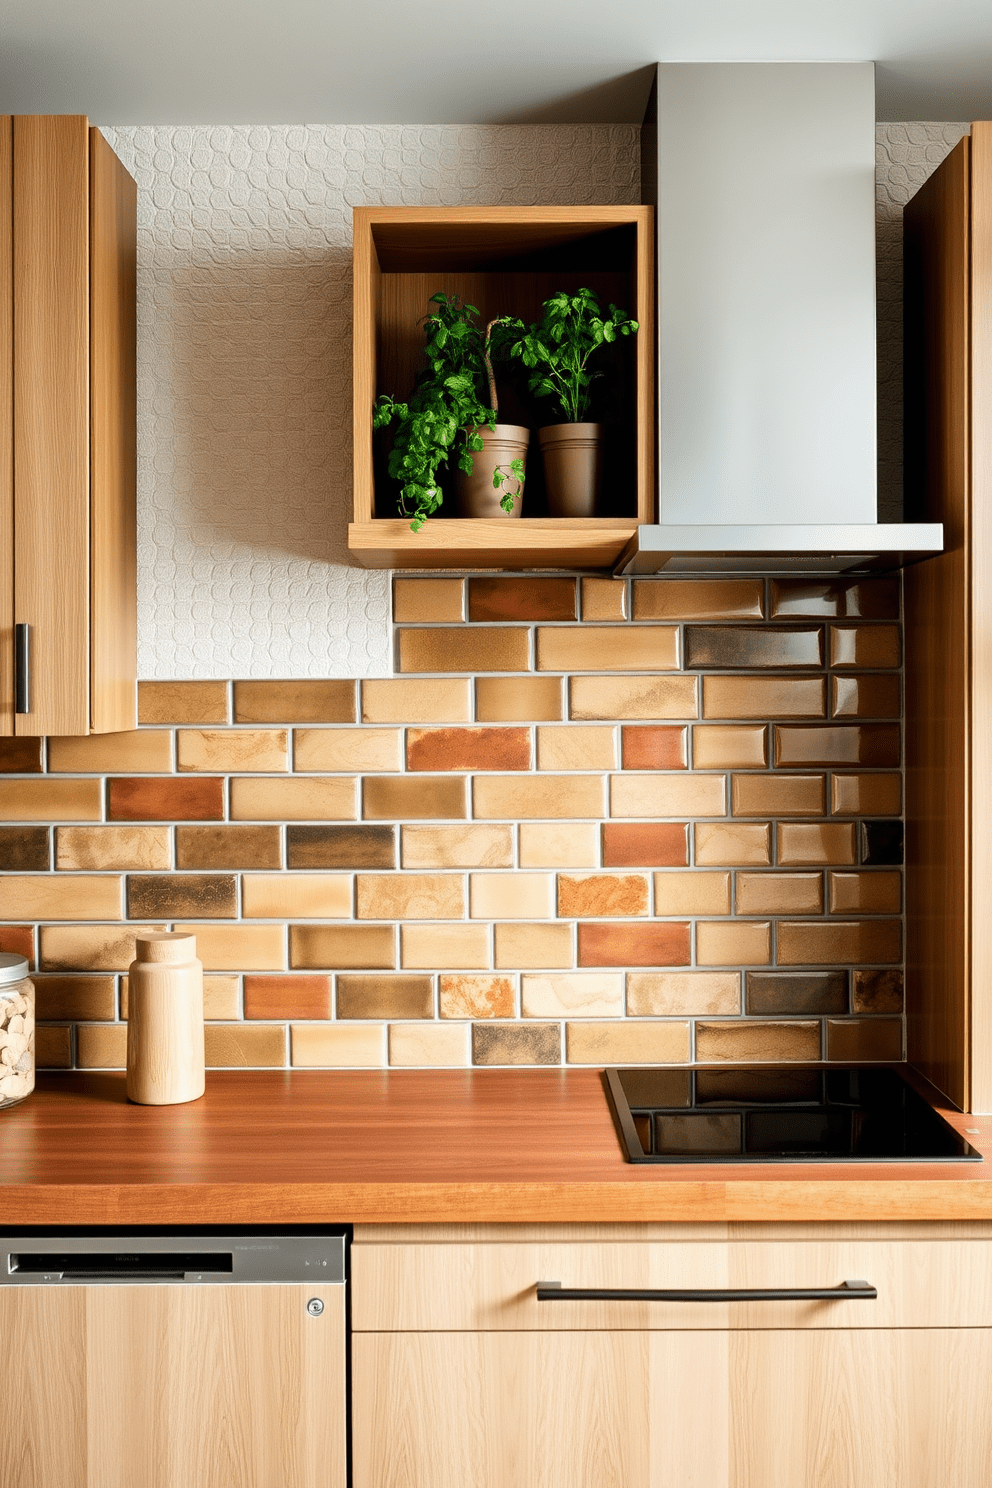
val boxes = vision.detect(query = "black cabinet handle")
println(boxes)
[14,624,31,715]
[536,1279,877,1302]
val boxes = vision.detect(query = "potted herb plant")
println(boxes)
[506,287,637,517]
[373,294,526,531]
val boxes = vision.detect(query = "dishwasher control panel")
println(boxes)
[0,1230,347,1284]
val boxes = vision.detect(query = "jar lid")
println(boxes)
[0,953,29,986]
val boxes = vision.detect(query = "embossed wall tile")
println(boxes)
[291,1024,385,1068]
[0,876,122,921]
[569,674,697,720]
[558,874,648,918]
[830,773,902,816]
[853,968,904,1013]
[774,723,901,767]
[36,1026,73,1069]
[494,923,572,969]
[234,680,356,724]
[610,773,725,818]
[474,774,604,820]
[34,975,116,1022]
[692,725,767,769]
[694,822,771,866]
[0,827,50,871]
[829,625,901,669]
[745,971,848,1015]
[828,871,902,914]
[581,577,627,621]
[632,579,764,621]
[519,822,598,868]
[578,921,690,967]
[398,627,530,674]
[57,826,171,872]
[731,774,825,818]
[76,1025,127,1070]
[243,874,352,919]
[627,971,740,1017]
[440,974,515,1019]
[702,676,826,719]
[177,825,281,870]
[408,727,530,772]
[469,577,576,622]
[402,924,490,970]
[476,676,562,722]
[696,1020,821,1062]
[696,920,771,966]
[109,777,223,822]
[138,681,229,725]
[173,923,286,971]
[49,732,173,774]
[364,775,467,821]
[393,578,464,623]
[127,875,236,920]
[287,824,394,870]
[472,1023,560,1066]
[358,873,464,920]
[538,627,678,672]
[777,823,857,865]
[654,871,731,915]
[205,1025,287,1068]
[522,973,622,1018]
[620,726,687,771]
[777,919,902,965]
[39,925,162,973]
[603,823,688,867]
[826,1017,903,1062]
[244,975,331,1020]
[566,1020,691,1064]
[177,729,288,773]
[735,873,823,915]
[337,975,433,1020]
[831,675,902,719]
[0,738,42,773]
[362,678,472,723]
[769,579,899,619]
[389,1022,471,1068]
[401,824,512,869]
[685,627,822,669]
[231,776,357,822]
[470,873,554,920]
[0,779,102,822]
[537,726,616,771]
[290,924,393,970]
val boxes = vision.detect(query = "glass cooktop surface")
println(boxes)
[604,1065,982,1164]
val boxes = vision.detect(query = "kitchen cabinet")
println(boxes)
[0,115,136,738]
[351,1223,992,1487]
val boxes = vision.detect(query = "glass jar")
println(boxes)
[0,954,34,1108]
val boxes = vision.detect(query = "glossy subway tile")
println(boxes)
[581,577,628,621]
[769,579,899,619]
[610,773,725,818]
[859,821,904,865]
[493,922,573,969]
[777,919,902,966]
[470,873,554,920]
[0,927,35,968]
[398,627,530,674]
[537,726,616,772]
[830,773,902,816]
[49,731,173,774]
[519,822,598,868]
[473,774,604,820]
[407,727,531,772]
[578,921,690,968]
[654,871,731,915]
[695,920,771,966]
[825,1017,903,1062]
[853,968,904,1014]
[829,625,901,669]
[694,822,771,866]
[172,923,286,971]
[244,975,332,1021]
[745,970,848,1016]
[290,924,394,970]
[603,823,688,868]
[34,975,117,1022]
[138,680,229,725]
[0,738,43,773]
[176,730,288,774]
[242,875,352,919]
[731,774,825,818]
[537,626,678,673]
[774,723,901,768]
[632,578,764,621]
[569,674,697,721]
[287,825,395,870]
[0,876,122,921]
[735,872,823,915]
[776,822,857,866]
[685,626,823,670]
[831,675,902,719]
[205,1025,287,1068]
[702,676,826,720]
[692,725,768,770]
[620,726,687,770]
[231,776,357,822]
[401,924,491,970]
[233,680,356,724]
[828,871,902,914]
[392,577,464,623]
[362,677,472,724]
[695,1020,822,1062]
[475,676,562,722]
[0,779,102,823]
[468,576,576,622]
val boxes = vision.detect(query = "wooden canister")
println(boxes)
[126,932,205,1105]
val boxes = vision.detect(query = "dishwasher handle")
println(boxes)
[536,1279,877,1303]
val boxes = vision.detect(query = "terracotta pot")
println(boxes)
[455,425,528,518]
[538,423,602,517]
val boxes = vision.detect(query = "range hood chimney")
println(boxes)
[617,62,942,577]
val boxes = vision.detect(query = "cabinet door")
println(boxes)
[0,117,12,737]
[0,1283,346,1488]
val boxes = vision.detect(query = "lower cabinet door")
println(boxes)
[352,1328,992,1488]
[0,1283,346,1488]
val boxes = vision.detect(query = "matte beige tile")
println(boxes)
[0,779,103,823]
[774,724,901,768]
[172,923,287,971]
[692,725,768,770]
[470,873,554,920]
[579,921,690,967]
[770,579,899,619]
[610,773,725,818]
[230,776,357,821]
[290,924,394,970]
[398,627,530,673]
[357,873,465,920]
[234,680,356,724]
[76,1024,127,1069]
[633,579,764,621]
[731,774,825,818]
[519,822,598,868]
[203,976,241,1020]
[696,1020,821,1062]
[127,875,236,920]
[35,1026,73,1069]
[56,826,171,871]
[39,925,163,973]
[853,969,904,1014]
[242,874,352,919]
[469,577,576,622]
[494,922,572,969]
[536,726,616,771]
[696,920,771,966]
[294,728,402,773]
[48,731,173,774]
[362,678,472,724]
[537,626,678,673]
[777,822,856,866]
[337,975,432,1019]
[291,1024,386,1068]
[830,773,902,816]
[627,971,740,1017]
[777,919,902,965]
[177,729,288,773]
[558,874,648,918]
[138,680,229,725]
[581,577,627,621]
[401,824,512,869]
[393,577,464,623]
[364,776,467,821]
[242,975,330,1021]
[828,871,902,914]
[440,974,515,1019]
[694,822,771,866]
[702,676,826,719]
[566,1021,690,1065]
[205,1024,287,1067]
[0,876,122,920]
[34,975,116,1022]
[407,727,530,772]
[654,871,732,916]
[401,923,490,970]
[475,676,562,722]
[522,972,622,1017]
[831,675,902,719]
[471,1023,561,1066]
[736,872,823,915]
[829,624,901,669]
[176,825,281,870]
[826,1018,903,1063]
[473,774,604,820]
[570,675,697,720]
[388,1022,470,1067]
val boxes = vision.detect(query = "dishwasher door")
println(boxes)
[0,1227,347,1488]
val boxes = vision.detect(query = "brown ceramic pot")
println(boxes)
[538,423,602,517]
[454,425,528,518]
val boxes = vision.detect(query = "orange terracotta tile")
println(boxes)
[109,777,223,822]
[770,579,899,619]
[475,675,562,722]
[401,824,511,869]
[829,624,901,669]
[0,738,42,772]
[364,775,467,820]
[702,676,826,720]
[287,825,394,870]
[39,924,163,973]
[0,779,102,823]
[0,875,122,921]
[0,926,34,967]
[746,971,847,1016]
[76,1024,127,1069]
[610,773,725,818]
[494,922,572,969]
[654,871,731,915]
[853,969,904,1014]
[471,1023,560,1066]
[627,971,740,1017]
[692,725,768,770]
[398,627,530,674]
[558,874,648,918]
[138,680,229,725]
[393,577,464,623]
[694,822,771,866]
[291,1024,385,1068]
[831,674,902,719]
[56,826,171,871]
[242,874,352,919]
[337,975,433,1019]
[205,1024,287,1068]
[828,871,902,914]
[290,924,394,970]
[362,678,472,724]
[357,873,465,920]
[244,975,331,1020]
[522,973,622,1017]
[35,1026,73,1069]
[620,726,687,770]
[34,975,116,1021]
[440,974,515,1019]
[233,680,356,724]
[777,919,902,965]
[538,626,678,673]
[830,773,902,816]
[48,731,173,774]
[569,674,698,721]
[294,728,402,773]
[473,774,604,820]
[401,923,491,970]
[825,1018,903,1062]
[685,626,822,669]
[566,1020,690,1065]
[231,776,357,822]
[388,1023,470,1068]
[578,921,690,967]
[470,873,554,920]
[581,577,628,621]
[177,729,288,773]
[777,822,856,866]
[696,1020,822,1062]
[775,724,901,768]
[407,726,530,772]
[468,576,576,622]
[696,920,771,966]
[0,827,49,870]
[731,774,825,817]
[536,726,616,771]
[173,923,287,971]
[127,875,236,920]
[735,872,823,915]
[633,579,764,621]
[177,825,282,870]
[604,823,688,867]
[519,822,598,868]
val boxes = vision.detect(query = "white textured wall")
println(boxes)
[101,125,641,680]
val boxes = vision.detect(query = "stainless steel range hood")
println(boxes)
[618,62,943,577]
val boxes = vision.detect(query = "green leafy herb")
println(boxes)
[504,287,637,424]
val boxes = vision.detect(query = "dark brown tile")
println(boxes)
[287,824,395,870]
[774,724,901,768]
[696,1020,822,1062]
[34,974,116,1021]
[398,628,530,674]
[0,926,34,969]
[852,969,904,1014]
[336,974,433,1019]
[126,875,237,919]
[745,971,848,1015]
[578,922,690,967]
[770,579,900,619]
[363,776,467,820]
[472,1023,561,1066]
[468,577,576,622]
[0,738,43,773]
[244,975,331,1020]
[777,919,902,965]
[685,626,822,669]
[407,727,530,772]
[826,1018,903,1062]
[829,624,902,669]
[859,821,904,865]
[621,726,687,770]
[602,823,688,867]
[0,826,50,870]
[176,825,281,870]
[109,777,224,821]
[233,680,356,724]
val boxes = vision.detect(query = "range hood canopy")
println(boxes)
[616,524,944,577]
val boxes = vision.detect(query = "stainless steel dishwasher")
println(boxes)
[0,1226,348,1488]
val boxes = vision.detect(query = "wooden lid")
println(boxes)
[134,932,197,964]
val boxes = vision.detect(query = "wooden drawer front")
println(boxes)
[351,1240,992,1332]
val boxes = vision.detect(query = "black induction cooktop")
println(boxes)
[604,1065,982,1164]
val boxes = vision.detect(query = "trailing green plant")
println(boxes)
[505,287,637,424]
[372,294,523,532]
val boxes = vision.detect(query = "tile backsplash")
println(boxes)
[0,576,904,1073]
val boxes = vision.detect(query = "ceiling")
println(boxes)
[2,0,992,124]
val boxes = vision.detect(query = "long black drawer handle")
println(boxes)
[536,1279,877,1303]
[14,624,31,715]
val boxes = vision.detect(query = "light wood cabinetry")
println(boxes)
[0,115,136,738]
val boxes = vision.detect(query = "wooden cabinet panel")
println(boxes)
[0,118,12,739]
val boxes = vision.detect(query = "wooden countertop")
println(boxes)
[1,1069,991,1225]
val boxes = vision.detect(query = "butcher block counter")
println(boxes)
[1,1068,991,1224]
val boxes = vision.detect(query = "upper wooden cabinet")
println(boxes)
[0,115,136,737]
